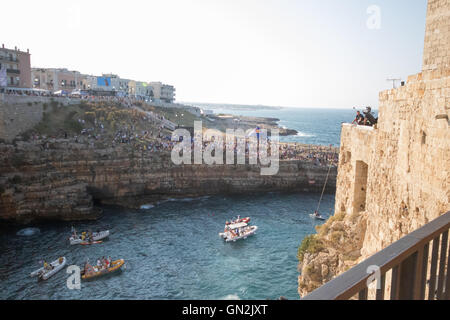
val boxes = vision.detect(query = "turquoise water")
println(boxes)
[195,105,375,146]
[0,192,334,300]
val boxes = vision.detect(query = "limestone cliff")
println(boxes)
[0,140,336,224]
[298,0,450,298]
[297,211,367,296]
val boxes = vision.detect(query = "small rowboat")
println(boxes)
[30,257,67,281]
[310,214,326,221]
[82,259,125,281]
[70,230,110,245]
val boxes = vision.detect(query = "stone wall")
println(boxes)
[0,141,337,224]
[360,67,449,259]
[299,0,450,298]
[422,0,450,71]
[0,97,43,142]
[0,95,82,142]
[334,124,376,216]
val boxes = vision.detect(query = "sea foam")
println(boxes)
[296,131,315,137]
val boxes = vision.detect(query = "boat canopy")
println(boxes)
[226,222,248,229]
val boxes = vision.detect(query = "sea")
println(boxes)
[0,106,358,300]
[193,104,375,147]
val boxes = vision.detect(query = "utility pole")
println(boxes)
[387,78,402,89]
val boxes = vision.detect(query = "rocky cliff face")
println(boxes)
[297,210,367,296]
[298,0,450,298]
[0,140,336,224]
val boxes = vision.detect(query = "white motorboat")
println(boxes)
[30,257,67,281]
[225,216,251,225]
[309,213,326,221]
[70,230,110,245]
[219,222,258,242]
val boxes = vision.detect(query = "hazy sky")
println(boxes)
[2,0,427,108]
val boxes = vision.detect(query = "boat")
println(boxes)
[81,259,125,281]
[219,222,258,242]
[69,229,110,245]
[308,162,333,222]
[30,257,67,281]
[225,216,251,225]
[309,213,326,221]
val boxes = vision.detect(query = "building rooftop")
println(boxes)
[0,44,30,54]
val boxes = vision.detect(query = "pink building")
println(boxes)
[0,44,31,88]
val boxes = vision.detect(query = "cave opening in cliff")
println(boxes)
[353,160,368,213]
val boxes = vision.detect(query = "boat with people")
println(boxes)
[219,222,258,242]
[225,216,251,226]
[81,257,125,281]
[69,228,110,245]
[30,257,66,281]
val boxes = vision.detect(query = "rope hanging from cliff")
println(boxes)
[316,163,332,214]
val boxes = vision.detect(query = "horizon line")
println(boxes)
[180,101,378,111]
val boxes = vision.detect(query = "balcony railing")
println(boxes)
[302,211,450,300]
[0,56,19,63]
[7,69,20,74]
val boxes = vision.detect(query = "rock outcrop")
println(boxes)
[298,211,367,296]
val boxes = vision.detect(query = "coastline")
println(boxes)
[0,141,337,224]
[0,95,338,224]
[205,113,299,136]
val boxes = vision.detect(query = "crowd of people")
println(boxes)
[3,89,340,165]
[22,121,338,166]
[80,95,144,109]
[279,143,339,166]
[1,88,147,110]
[111,126,174,153]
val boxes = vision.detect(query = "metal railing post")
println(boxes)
[398,252,418,300]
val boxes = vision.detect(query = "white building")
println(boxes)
[129,81,153,100]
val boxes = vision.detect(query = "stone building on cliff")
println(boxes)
[299,0,449,298]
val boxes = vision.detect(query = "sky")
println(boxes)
[2,0,428,108]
